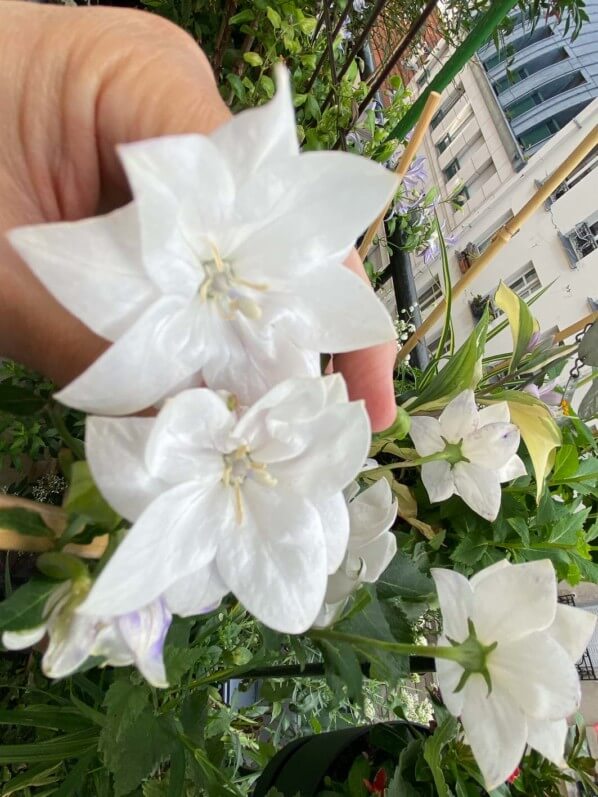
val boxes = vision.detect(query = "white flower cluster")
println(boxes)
[4,67,399,683]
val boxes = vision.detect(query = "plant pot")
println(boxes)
[253,721,425,797]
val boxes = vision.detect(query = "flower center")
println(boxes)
[440,437,468,467]
[221,444,277,523]
[198,245,268,321]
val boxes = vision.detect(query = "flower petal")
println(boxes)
[431,569,473,641]
[56,297,203,415]
[439,391,478,442]
[491,631,581,720]
[232,151,398,279]
[211,64,298,184]
[80,482,228,616]
[324,568,359,605]
[347,478,396,546]
[421,461,454,504]
[145,389,233,485]
[2,625,46,650]
[478,402,510,426]
[453,461,502,521]
[43,614,97,679]
[547,604,596,664]
[461,674,527,791]
[165,565,229,617]
[462,423,520,469]
[359,532,397,583]
[496,454,527,482]
[470,559,510,588]
[526,717,567,767]
[287,264,396,351]
[409,416,444,457]
[472,560,557,645]
[117,601,172,688]
[86,416,164,522]
[118,135,235,295]
[7,204,156,341]
[435,639,466,716]
[216,482,327,633]
[312,492,350,574]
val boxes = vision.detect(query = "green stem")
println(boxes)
[310,629,461,663]
[368,450,453,475]
[48,406,85,460]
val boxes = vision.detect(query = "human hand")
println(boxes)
[0,1,397,430]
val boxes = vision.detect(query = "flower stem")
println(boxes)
[367,450,454,475]
[309,629,461,662]
[47,406,85,460]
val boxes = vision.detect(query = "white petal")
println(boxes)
[43,614,98,679]
[491,632,581,720]
[312,598,347,629]
[547,604,597,664]
[232,151,398,278]
[358,532,397,583]
[325,568,359,605]
[421,460,454,504]
[211,64,298,183]
[119,135,235,295]
[453,461,501,521]
[287,264,396,351]
[216,482,327,633]
[472,560,557,645]
[86,416,164,522]
[347,478,396,546]
[526,717,568,767]
[92,622,134,668]
[7,204,156,341]
[478,402,510,427]
[462,423,520,469]
[496,454,527,482]
[56,297,203,415]
[269,401,371,502]
[439,391,479,442]
[431,569,473,641]
[117,601,172,688]
[470,559,511,588]
[435,639,466,716]
[165,565,229,617]
[461,675,527,791]
[409,416,444,457]
[2,625,46,650]
[145,389,233,485]
[312,492,350,575]
[80,482,228,616]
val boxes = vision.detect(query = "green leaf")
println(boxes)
[0,575,57,632]
[376,550,434,602]
[507,516,530,546]
[226,73,246,102]
[37,551,88,581]
[494,280,536,371]
[1,763,61,796]
[243,51,263,67]
[229,9,254,24]
[0,729,98,764]
[64,461,120,528]
[167,743,186,797]
[423,715,459,797]
[52,750,95,797]
[266,6,281,28]
[0,707,90,733]
[451,531,487,566]
[100,679,150,746]
[347,754,370,797]
[305,94,321,121]
[0,384,47,416]
[0,506,54,537]
[258,74,275,99]
[578,378,598,421]
[320,639,363,703]
[552,444,579,481]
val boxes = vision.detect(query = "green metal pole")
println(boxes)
[389,0,518,142]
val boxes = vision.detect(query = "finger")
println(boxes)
[333,249,397,432]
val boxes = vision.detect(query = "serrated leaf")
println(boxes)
[450,532,487,566]
[0,575,57,632]
[377,550,434,602]
[320,639,363,702]
[64,461,120,528]
[0,384,47,416]
[0,507,54,537]
[100,680,150,746]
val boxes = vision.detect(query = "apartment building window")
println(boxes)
[505,72,586,120]
[437,134,451,153]
[430,89,463,129]
[518,100,592,150]
[454,185,470,206]
[483,26,554,70]
[493,48,568,93]
[443,158,460,181]
[562,214,598,263]
[550,146,598,202]
[418,279,443,312]
[507,263,541,300]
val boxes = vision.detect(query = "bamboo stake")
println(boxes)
[358,91,441,260]
[554,311,598,343]
[397,125,598,362]
[0,495,108,559]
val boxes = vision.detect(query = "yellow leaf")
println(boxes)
[390,481,437,540]
[494,281,539,371]
[505,399,561,502]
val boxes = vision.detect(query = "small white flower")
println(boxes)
[432,560,596,790]
[2,582,170,687]
[410,391,526,520]
[79,375,370,633]
[8,67,397,415]
[315,478,397,627]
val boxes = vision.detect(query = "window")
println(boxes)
[550,146,598,201]
[418,279,443,312]
[483,26,553,70]
[443,158,460,181]
[563,219,598,262]
[437,133,451,154]
[505,72,586,120]
[493,48,568,93]
[452,185,470,207]
[431,89,463,129]
[506,92,541,118]
[506,263,541,300]
[518,101,592,150]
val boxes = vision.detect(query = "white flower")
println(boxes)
[8,67,397,415]
[78,375,370,633]
[409,391,526,520]
[315,477,397,627]
[2,581,170,687]
[432,560,596,790]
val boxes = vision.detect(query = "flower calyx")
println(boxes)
[448,619,497,695]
